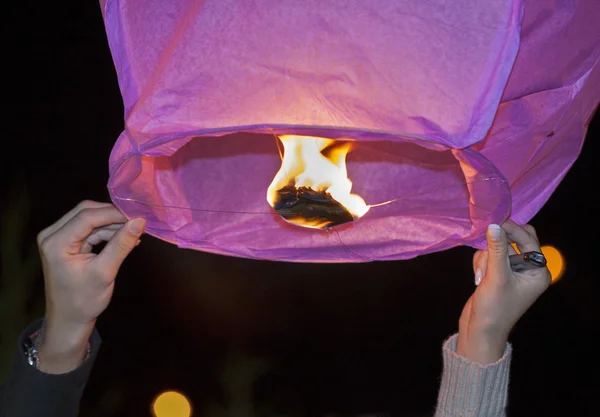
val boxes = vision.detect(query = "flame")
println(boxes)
[267,135,370,228]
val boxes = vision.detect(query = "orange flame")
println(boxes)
[267,135,369,228]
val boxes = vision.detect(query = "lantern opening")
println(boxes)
[109,131,512,261]
[266,135,370,229]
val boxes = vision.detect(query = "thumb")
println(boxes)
[485,224,510,280]
[95,218,146,279]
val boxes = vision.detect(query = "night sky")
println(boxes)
[6,1,599,416]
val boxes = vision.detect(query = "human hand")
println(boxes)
[35,200,146,374]
[456,221,551,365]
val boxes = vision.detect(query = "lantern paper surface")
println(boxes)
[103,0,599,262]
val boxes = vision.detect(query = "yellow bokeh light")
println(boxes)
[152,391,192,417]
[540,245,565,283]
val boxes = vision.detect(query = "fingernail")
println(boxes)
[129,218,146,235]
[487,224,501,240]
[135,239,141,247]
[475,269,483,286]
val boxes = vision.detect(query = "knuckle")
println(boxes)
[97,265,115,281]
[77,200,95,210]
[75,208,94,222]
[116,237,133,253]
[38,236,56,255]
[525,226,540,246]
[524,224,538,237]
[36,230,48,247]
[489,241,504,251]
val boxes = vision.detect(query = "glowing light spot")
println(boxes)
[510,242,520,254]
[152,391,192,417]
[540,245,565,283]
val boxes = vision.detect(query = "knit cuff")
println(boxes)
[435,334,512,417]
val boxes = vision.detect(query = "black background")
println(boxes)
[5,1,599,416]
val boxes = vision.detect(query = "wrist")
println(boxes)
[37,343,88,374]
[456,326,508,365]
[35,318,95,374]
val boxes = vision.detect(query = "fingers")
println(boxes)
[80,226,123,254]
[522,224,540,245]
[37,201,113,245]
[476,221,542,287]
[49,207,128,254]
[473,242,516,286]
[485,224,511,281]
[93,218,146,280]
[502,220,540,253]
[473,250,488,285]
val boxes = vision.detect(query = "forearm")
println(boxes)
[434,334,512,417]
[1,319,101,417]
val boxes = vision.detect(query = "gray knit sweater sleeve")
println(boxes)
[434,334,512,417]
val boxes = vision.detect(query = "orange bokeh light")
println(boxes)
[510,242,520,253]
[540,245,565,283]
[152,391,192,417]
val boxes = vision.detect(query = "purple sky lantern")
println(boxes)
[102,0,599,262]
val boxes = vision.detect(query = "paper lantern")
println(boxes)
[102,0,599,262]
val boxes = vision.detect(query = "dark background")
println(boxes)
[3,1,598,416]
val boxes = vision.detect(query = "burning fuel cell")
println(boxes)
[266,135,370,229]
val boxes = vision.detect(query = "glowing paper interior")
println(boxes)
[102,0,599,262]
